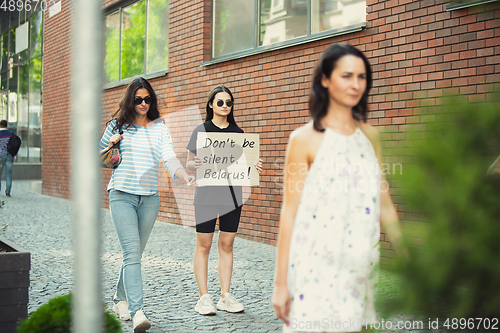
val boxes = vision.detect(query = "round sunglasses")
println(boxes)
[216,99,233,107]
[134,96,152,105]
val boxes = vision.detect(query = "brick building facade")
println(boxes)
[41,0,500,263]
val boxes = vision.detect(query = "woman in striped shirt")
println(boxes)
[100,77,194,332]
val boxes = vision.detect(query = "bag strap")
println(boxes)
[111,123,124,148]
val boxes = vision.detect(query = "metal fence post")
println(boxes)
[71,0,103,332]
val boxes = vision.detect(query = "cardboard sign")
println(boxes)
[196,132,259,186]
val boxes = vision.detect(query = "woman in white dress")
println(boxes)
[272,44,402,333]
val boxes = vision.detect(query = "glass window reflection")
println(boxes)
[17,63,29,162]
[8,66,17,128]
[104,0,170,83]
[311,0,366,33]
[259,0,308,46]
[0,73,7,121]
[29,57,42,163]
[121,0,146,80]
[2,11,44,163]
[30,12,43,59]
[8,28,17,69]
[1,34,8,73]
[104,11,120,83]
[147,0,169,73]
[212,0,255,58]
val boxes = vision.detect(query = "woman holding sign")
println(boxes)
[100,78,194,332]
[186,85,263,315]
[272,44,403,332]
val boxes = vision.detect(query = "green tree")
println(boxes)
[387,96,500,324]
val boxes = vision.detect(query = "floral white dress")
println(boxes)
[285,127,381,333]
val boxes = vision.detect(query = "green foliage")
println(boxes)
[17,293,122,333]
[120,1,146,80]
[387,96,500,321]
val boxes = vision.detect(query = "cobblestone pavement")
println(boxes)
[1,181,282,332]
[1,181,450,333]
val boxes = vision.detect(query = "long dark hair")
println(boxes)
[205,85,237,126]
[107,77,161,131]
[309,44,372,132]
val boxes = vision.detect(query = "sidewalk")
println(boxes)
[1,181,443,333]
[0,181,282,332]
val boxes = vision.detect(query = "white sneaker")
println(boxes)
[132,309,151,333]
[194,294,216,315]
[112,301,131,321]
[216,293,244,313]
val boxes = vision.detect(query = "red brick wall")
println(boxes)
[41,0,72,199]
[42,0,500,261]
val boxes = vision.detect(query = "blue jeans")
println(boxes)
[0,154,13,195]
[109,189,160,317]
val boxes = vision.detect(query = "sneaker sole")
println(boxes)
[216,304,244,313]
[133,320,151,333]
[195,306,216,315]
[112,305,131,321]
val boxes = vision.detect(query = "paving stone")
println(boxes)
[1,181,282,332]
[2,181,449,333]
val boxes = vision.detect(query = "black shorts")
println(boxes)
[194,205,242,233]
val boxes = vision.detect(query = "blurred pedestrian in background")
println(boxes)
[0,120,14,198]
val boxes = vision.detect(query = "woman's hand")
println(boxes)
[193,156,202,169]
[184,174,196,187]
[108,133,123,148]
[254,158,263,174]
[100,133,123,155]
[272,284,291,326]
[186,152,202,172]
[175,167,196,186]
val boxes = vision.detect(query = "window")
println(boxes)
[103,0,169,85]
[212,0,366,59]
[0,11,43,163]
[212,0,255,58]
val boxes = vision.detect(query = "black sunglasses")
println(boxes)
[216,99,233,107]
[134,96,152,105]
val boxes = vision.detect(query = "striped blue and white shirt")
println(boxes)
[99,120,183,195]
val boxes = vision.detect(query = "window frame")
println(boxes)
[446,0,498,10]
[103,0,169,90]
[203,0,366,66]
